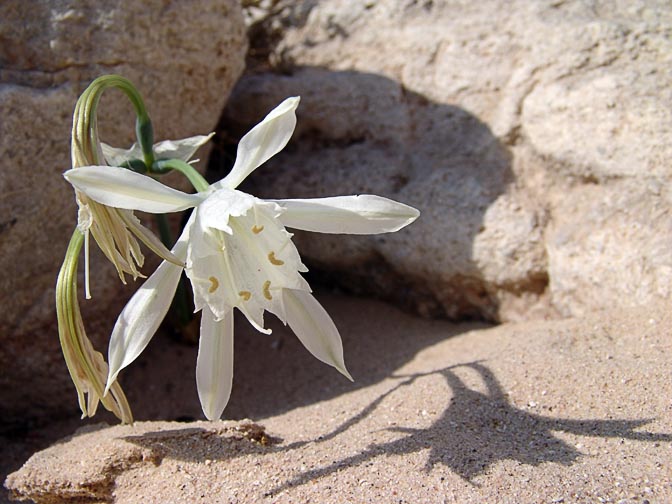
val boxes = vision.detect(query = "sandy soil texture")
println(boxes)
[3,293,671,503]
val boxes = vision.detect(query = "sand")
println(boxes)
[3,293,671,503]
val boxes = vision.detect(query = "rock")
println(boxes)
[213,0,672,321]
[4,420,273,504]
[5,294,671,503]
[547,179,672,317]
[0,0,247,425]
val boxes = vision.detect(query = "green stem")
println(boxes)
[74,75,154,168]
[153,158,210,192]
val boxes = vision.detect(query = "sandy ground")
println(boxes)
[3,293,671,503]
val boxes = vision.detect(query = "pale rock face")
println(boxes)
[0,0,247,423]
[217,0,672,321]
[547,180,672,317]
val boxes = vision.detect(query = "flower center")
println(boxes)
[186,188,309,331]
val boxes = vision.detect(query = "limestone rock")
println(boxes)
[0,0,247,424]
[4,420,272,504]
[215,0,672,321]
[547,179,672,317]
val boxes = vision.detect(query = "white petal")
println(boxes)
[283,289,353,381]
[65,166,203,213]
[273,195,420,234]
[217,97,300,190]
[187,191,309,334]
[198,187,256,233]
[196,306,234,421]
[101,142,142,167]
[105,225,191,393]
[102,134,213,167]
[153,133,215,162]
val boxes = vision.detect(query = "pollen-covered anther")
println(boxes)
[268,251,284,266]
[262,280,272,300]
[239,290,252,301]
[208,276,220,293]
[252,225,264,234]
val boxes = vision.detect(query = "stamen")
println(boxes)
[239,290,252,301]
[252,225,264,234]
[268,251,284,266]
[208,276,219,293]
[263,280,272,300]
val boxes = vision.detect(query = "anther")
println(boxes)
[252,225,264,234]
[268,251,284,266]
[208,276,219,293]
[262,280,272,300]
[239,290,252,301]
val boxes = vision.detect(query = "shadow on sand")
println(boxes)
[123,358,670,493]
[265,360,671,493]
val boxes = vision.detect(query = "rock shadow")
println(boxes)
[209,66,517,321]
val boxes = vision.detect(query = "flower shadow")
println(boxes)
[120,354,670,489]
[267,361,671,494]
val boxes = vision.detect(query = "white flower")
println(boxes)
[72,133,213,298]
[64,97,420,420]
